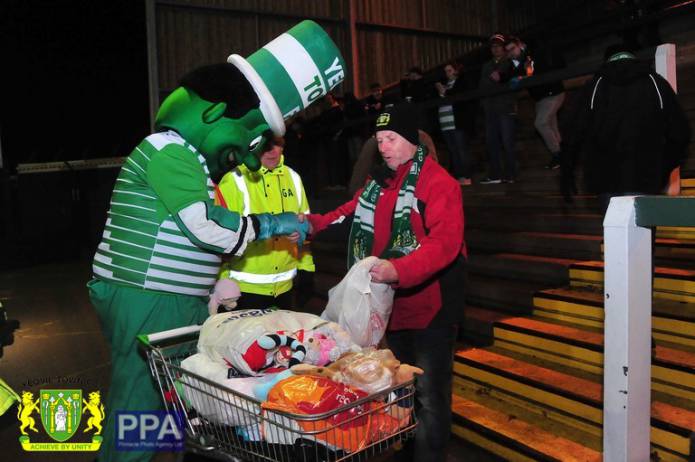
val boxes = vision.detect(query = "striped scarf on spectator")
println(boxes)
[347,145,425,268]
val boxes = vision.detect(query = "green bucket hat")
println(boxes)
[228,20,347,136]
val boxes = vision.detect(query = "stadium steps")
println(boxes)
[453,346,695,461]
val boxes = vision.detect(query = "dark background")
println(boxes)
[1,0,150,170]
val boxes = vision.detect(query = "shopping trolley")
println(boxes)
[138,325,417,462]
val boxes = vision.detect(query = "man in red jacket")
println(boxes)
[303,105,466,462]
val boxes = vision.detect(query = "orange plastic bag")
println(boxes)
[262,375,375,452]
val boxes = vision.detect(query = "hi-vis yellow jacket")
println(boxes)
[216,156,314,296]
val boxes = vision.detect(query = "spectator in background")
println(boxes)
[435,61,474,185]
[479,33,517,184]
[365,82,388,114]
[401,66,437,137]
[564,44,691,207]
[342,92,368,176]
[318,93,348,190]
[506,36,566,170]
[400,66,428,103]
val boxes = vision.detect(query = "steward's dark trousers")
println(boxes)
[386,325,457,462]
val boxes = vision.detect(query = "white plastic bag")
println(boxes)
[180,353,262,427]
[321,256,395,347]
[197,309,326,376]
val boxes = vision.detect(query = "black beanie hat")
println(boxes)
[375,105,419,146]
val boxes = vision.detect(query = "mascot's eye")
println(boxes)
[248,135,263,152]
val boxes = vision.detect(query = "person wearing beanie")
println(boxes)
[304,104,467,462]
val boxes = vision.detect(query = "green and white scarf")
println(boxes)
[348,145,426,268]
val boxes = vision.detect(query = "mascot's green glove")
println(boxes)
[252,212,309,245]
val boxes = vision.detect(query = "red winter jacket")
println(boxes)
[308,155,466,330]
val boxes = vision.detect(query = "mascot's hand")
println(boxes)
[254,213,309,245]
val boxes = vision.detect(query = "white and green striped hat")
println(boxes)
[228,20,346,136]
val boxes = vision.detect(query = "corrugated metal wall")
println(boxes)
[152,0,551,100]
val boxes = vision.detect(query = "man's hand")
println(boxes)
[369,259,399,284]
[297,213,313,235]
[287,232,300,243]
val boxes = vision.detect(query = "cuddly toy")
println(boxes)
[241,333,307,372]
[303,322,360,366]
[236,320,360,373]
[291,348,423,395]
[208,279,242,316]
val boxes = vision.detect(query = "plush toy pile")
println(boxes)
[178,279,421,453]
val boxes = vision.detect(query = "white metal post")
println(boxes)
[655,44,681,196]
[603,196,653,461]
[655,43,677,92]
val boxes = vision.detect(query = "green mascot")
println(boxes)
[87,20,345,462]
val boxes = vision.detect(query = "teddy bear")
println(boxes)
[303,322,361,367]
[207,278,242,317]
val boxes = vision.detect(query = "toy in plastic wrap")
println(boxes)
[291,348,423,394]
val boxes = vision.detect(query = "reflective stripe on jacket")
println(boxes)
[216,156,314,296]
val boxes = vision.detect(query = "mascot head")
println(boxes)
[155,20,346,182]
[155,64,269,180]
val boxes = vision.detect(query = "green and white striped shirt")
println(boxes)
[93,131,223,296]
[438,79,456,131]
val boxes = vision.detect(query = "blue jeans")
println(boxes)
[442,129,470,178]
[485,111,517,180]
[386,325,457,462]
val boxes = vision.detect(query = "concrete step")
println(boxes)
[464,192,600,210]
[468,230,603,261]
[468,230,695,267]
[465,274,546,314]
[466,210,603,236]
[534,287,695,348]
[467,253,576,286]
[569,260,695,303]
[454,347,695,461]
[490,315,695,402]
[451,393,601,462]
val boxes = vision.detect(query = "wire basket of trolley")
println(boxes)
[137,320,418,462]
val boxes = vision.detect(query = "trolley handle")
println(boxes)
[137,324,202,347]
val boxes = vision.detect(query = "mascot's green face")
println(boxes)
[155,86,270,181]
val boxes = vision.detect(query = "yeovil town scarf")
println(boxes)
[347,145,425,267]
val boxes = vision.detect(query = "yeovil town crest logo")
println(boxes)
[17,389,105,451]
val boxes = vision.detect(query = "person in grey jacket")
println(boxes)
[479,33,517,184]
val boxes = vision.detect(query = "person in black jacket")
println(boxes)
[479,34,516,184]
[506,36,567,170]
[564,44,691,207]
[435,61,475,184]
